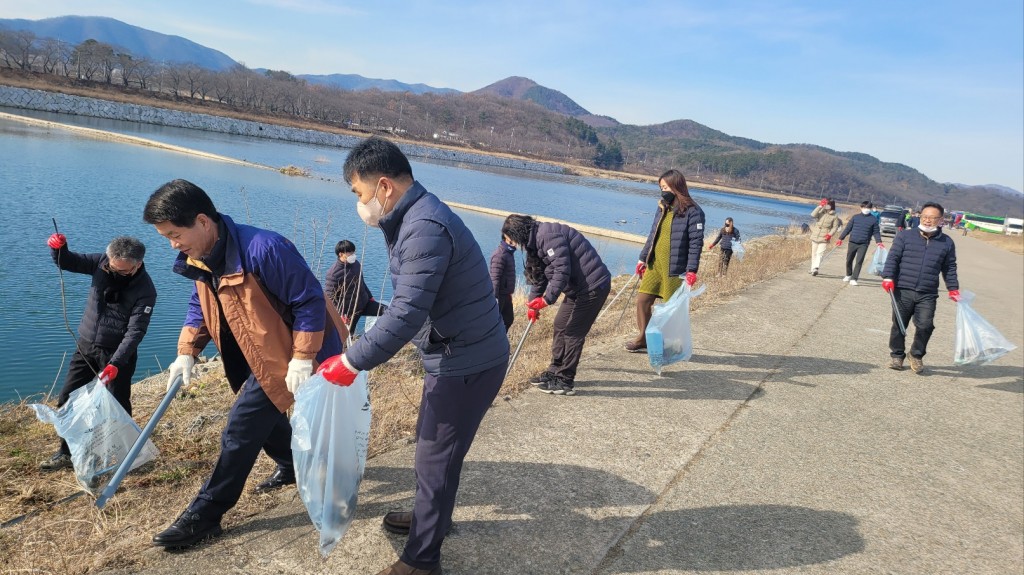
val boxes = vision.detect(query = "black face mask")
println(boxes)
[661,192,675,204]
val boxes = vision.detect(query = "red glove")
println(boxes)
[527,308,540,322]
[99,364,118,384]
[948,290,961,302]
[824,234,832,241]
[835,239,843,247]
[341,314,350,325]
[527,297,548,311]
[635,261,646,279]
[819,198,828,207]
[877,243,885,248]
[882,279,895,293]
[48,233,67,249]
[317,354,358,387]
[685,272,697,287]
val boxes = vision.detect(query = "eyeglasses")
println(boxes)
[919,215,942,222]
[103,261,137,276]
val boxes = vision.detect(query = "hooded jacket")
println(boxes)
[639,202,706,275]
[810,205,842,242]
[50,246,157,369]
[527,222,611,304]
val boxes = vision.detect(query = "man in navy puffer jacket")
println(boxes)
[880,202,960,374]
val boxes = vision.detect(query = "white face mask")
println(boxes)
[345,254,357,264]
[356,184,386,227]
[919,224,938,233]
[861,208,871,215]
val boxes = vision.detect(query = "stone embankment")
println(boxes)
[0,85,566,174]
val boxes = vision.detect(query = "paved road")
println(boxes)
[127,234,1023,575]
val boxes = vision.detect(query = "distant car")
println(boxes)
[879,210,906,236]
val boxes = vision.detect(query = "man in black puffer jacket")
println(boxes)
[880,202,960,374]
[42,234,157,471]
[836,200,884,286]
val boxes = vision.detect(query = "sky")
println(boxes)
[3,0,1023,191]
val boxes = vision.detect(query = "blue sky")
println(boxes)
[3,0,1023,191]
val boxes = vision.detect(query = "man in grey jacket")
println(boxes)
[316,137,509,575]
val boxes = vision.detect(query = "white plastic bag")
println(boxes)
[732,240,746,262]
[291,371,371,557]
[953,290,1017,365]
[869,246,888,276]
[30,379,159,493]
[645,283,706,375]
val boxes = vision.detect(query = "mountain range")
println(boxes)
[2,15,1020,212]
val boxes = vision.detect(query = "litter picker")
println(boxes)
[818,244,840,266]
[888,291,907,336]
[95,374,183,509]
[597,272,639,322]
[506,318,536,377]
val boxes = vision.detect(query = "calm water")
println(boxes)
[0,110,813,403]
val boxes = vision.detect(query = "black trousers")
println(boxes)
[402,360,507,569]
[188,374,292,520]
[56,340,136,455]
[351,300,388,333]
[496,293,514,332]
[548,285,610,382]
[845,242,869,279]
[889,289,938,359]
[718,249,733,275]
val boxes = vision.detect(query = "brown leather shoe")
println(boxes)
[382,511,412,534]
[374,559,442,575]
[624,340,647,353]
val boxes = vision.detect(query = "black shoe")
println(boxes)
[529,371,555,386]
[152,511,223,549]
[254,468,296,493]
[812,268,819,276]
[551,378,576,396]
[40,452,72,472]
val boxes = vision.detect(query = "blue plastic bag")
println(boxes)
[291,371,371,557]
[646,283,706,375]
[953,290,1017,365]
[869,246,888,276]
[30,379,159,494]
[732,240,746,262]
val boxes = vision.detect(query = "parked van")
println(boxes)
[1006,218,1023,236]
[879,209,906,236]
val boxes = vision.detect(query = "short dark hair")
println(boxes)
[143,179,220,227]
[861,201,873,209]
[107,236,146,262]
[342,137,413,184]
[922,202,944,215]
[826,199,836,211]
[335,240,356,255]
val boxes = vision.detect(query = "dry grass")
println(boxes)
[279,165,310,177]
[0,233,809,573]
[965,230,1024,255]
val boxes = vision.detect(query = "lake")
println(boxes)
[0,109,814,403]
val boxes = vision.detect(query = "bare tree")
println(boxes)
[133,57,157,90]
[0,29,37,70]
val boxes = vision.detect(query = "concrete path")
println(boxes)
[126,234,1023,575]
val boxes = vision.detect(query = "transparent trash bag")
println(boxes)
[869,246,889,276]
[732,240,746,262]
[646,283,706,375]
[291,371,371,557]
[953,290,1017,365]
[30,379,159,494]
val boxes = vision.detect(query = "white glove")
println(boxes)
[168,354,195,392]
[286,358,314,394]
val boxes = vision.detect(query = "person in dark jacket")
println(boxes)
[836,201,885,286]
[489,238,517,332]
[143,179,346,550]
[627,169,705,353]
[707,217,740,276]
[40,235,157,472]
[502,214,611,396]
[881,202,960,374]
[324,239,387,333]
[316,137,508,575]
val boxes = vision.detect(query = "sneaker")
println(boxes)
[537,380,559,394]
[909,356,924,374]
[849,280,858,286]
[40,452,72,472]
[552,380,576,396]
[812,268,819,276]
[842,276,851,282]
[624,340,647,353]
[888,357,904,371]
[529,371,554,386]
